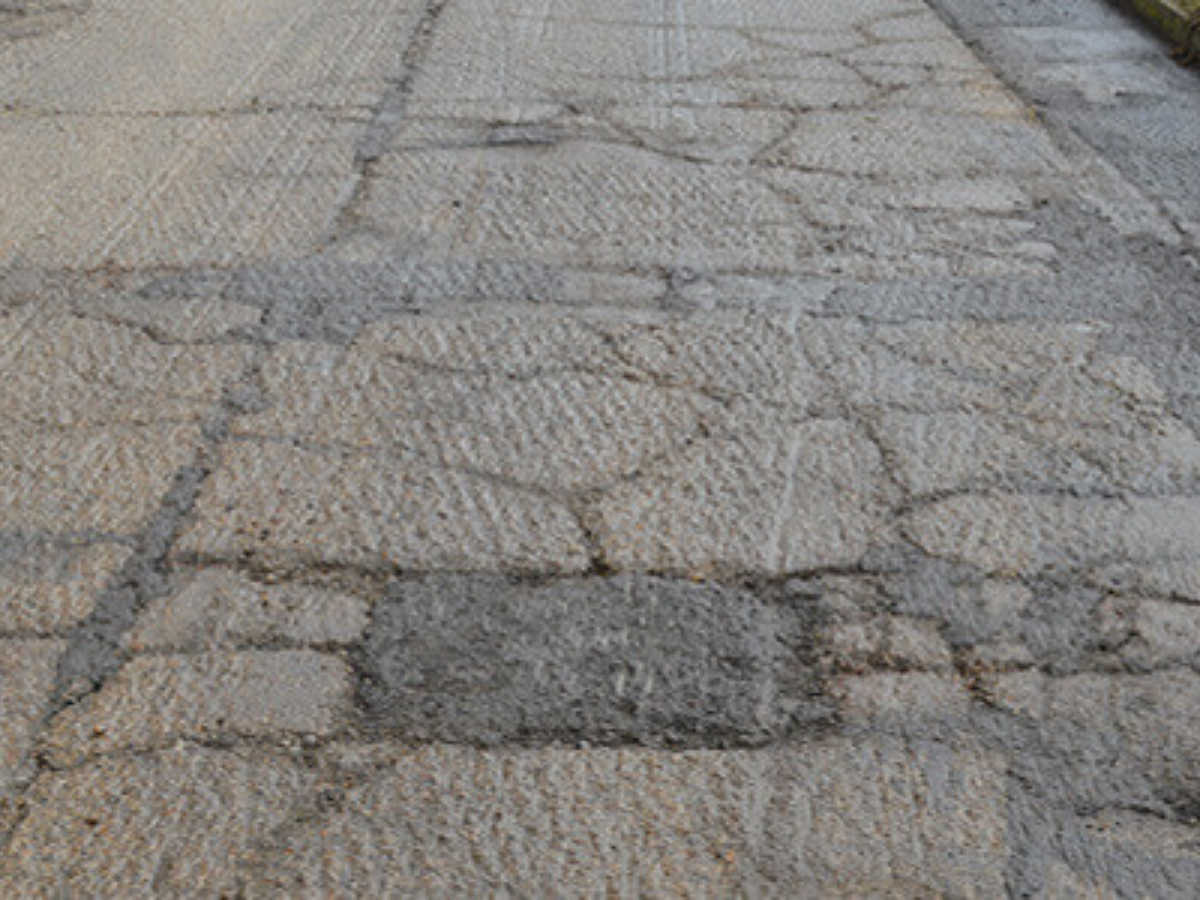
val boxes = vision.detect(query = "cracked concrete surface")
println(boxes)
[2,0,1200,895]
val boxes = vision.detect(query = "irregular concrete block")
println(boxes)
[829,672,972,722]
[0,425,204,534]
[0,749,315,897]
[823,614,955,673]
[129,569,371,652]
[353,144,825,272]
[906,494,1200,577]
[0,311,247,540]
[79,297,261,342]
[239,738,1008,897]
[42,650,352,766]
[0,640,61,796]
[0,0,425,268]
[596,417,891,575]
[759,738,1008,895]
[0,540,129,634]
[179,441,591,575]
[0,310,247,427]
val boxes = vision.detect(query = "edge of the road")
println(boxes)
[1117,0,1200,61]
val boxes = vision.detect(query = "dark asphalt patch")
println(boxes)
[356,575,829,748]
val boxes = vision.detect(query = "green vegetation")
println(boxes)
[1120,0,1199,60]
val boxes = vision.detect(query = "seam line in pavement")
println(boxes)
[45,348,268,711]
[323,0,456,247]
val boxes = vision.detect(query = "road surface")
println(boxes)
[2,0,1200,894]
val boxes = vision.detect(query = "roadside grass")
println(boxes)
[1121,0,1199,63]
[1176,0,1199,63]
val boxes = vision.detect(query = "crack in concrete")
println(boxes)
[0,102,373,122]
[323,0,455,247]
[44,348,268,710]
[5,1,1200,890]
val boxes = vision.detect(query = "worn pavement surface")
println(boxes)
[2,0,1200,895]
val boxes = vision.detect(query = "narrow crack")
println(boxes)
[0,102,373,121]
[322,0,454,246]
[44,348,268,712]
[0,350,264,854]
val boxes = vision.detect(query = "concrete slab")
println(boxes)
[3,0,1200,892]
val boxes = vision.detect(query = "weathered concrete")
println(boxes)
[0,748,319,897]
[0,739,1012,897]
[41,650,352,766]
[0,640,60,807]
[930,0,1200,245]
[2,0,1200,894]
[129,569,370,653]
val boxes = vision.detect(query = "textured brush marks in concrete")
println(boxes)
[239,740,1010,898]
[3,0,1200,894]
[0,740,1010,897]
[177,314,1200,585]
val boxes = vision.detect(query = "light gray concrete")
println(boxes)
[2,0,1200,895]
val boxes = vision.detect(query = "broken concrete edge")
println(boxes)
[1116,0,1200,60]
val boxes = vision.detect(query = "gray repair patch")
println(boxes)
[356,576,825,747]
[135,256,663,342]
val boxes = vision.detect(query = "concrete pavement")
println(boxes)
[931,0,1200,248]
[2,0,1200,894]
